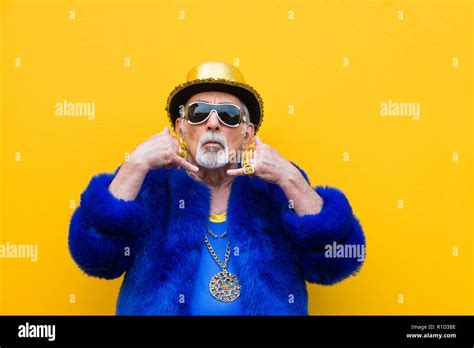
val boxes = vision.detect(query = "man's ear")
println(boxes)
[242,123,255,148]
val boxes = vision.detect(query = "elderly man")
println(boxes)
[68,61,366,315]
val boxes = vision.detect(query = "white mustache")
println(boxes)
[198,132,228,148]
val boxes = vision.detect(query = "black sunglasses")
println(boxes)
[186,101,243,127]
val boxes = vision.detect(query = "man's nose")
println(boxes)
[206,110,221,131]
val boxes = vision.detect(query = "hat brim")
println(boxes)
[166,78,263,132]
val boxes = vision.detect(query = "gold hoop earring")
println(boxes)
[177,136,188,158]
[170,129,188,158]
[241,137,255,175]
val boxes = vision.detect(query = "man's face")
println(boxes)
[176,91,254,169]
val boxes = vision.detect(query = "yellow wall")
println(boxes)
[1,0,472,315]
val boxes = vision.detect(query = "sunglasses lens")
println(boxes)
[187,103,212,123]
[187,102,242,126]
[216,104,241,126]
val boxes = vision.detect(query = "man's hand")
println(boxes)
[227,136,323,215]
[109,126,198,201]
[128,126,198,173]
[226,136,297,185]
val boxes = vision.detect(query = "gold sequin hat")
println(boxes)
[166,61,264,132]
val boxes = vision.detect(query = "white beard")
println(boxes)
[195,132,229,169]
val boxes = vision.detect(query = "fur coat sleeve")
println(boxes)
[68,166,147,279]
[275,165,366,285]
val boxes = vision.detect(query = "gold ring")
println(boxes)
[243,163,255,175]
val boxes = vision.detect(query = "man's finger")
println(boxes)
[173,155,199,172]
[254,136,263,146]
[227,168,246,176]
[163,126,170,134]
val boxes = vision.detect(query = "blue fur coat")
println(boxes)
[68,164,365,315]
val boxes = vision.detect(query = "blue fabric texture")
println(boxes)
[68,164,366,315]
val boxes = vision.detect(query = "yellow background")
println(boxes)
[1,0,472,315]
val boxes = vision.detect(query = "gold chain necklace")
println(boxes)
[204,233,241,302]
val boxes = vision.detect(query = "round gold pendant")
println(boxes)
[209,271,241,302]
